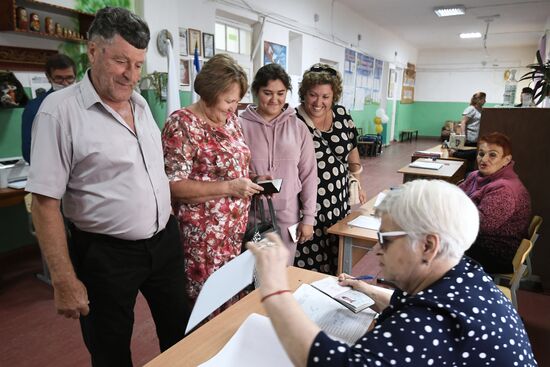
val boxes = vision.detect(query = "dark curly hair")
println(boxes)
[298,63,343,105]
[251,63,292,96]
[87,7,150,49]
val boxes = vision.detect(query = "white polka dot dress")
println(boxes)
[295,105,358,274]
[307,257,537,366]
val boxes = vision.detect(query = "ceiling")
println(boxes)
[337,0,550,50]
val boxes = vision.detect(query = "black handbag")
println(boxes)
[242,195,280,251]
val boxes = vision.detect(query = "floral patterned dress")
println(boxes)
[162,108,251,302]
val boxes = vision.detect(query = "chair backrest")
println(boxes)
[528,215,543,244]
[511,239,533,276]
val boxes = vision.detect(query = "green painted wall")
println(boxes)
[390,101,499,140]
[141,90,192,128]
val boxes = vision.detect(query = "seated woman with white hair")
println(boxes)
[247,180,536,367]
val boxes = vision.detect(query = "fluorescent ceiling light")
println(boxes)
[434,5,466,17]
[460,32,482,39]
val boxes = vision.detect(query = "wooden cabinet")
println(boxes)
[0,0,94,43]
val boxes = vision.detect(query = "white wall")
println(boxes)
[138,0,418,77]
[415,46,538,103]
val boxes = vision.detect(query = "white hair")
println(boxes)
[375,180,479,259]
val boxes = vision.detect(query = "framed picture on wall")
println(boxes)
[188,28,202,56]
[263,41,287,68]
[203,32,215,58]
[178,27,188,56]
[180,58,190,86]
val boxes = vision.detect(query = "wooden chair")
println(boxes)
[525,215,543,279]
[493,215,542,283]
[496,239,533,310]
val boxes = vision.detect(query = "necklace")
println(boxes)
[315,110,332,132]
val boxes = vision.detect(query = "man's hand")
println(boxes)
[53,276,90,319]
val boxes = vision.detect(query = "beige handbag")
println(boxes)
[348,164,363,205]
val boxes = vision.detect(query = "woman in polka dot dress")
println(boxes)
[295,64,367,274]
[248,180,537,367]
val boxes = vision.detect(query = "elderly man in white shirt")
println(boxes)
[26,7,190,367]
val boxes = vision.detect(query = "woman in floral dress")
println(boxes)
[162,54,263,303]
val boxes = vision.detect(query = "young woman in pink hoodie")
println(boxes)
[240,64,317,265]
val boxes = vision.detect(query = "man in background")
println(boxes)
[21,54,76,163]
[26,7,190,366]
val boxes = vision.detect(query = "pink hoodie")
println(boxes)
[239,104,317,236]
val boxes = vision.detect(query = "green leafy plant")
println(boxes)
[519,50,550,105]
[139,72,168,102]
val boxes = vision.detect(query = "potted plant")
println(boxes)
[519,50,550,106]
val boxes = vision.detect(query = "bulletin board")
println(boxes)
[401,63,416,104]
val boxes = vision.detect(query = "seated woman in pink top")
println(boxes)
[240,63,317,265]
[459,132,531,273]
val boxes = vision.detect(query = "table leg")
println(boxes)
[342,236,353,274]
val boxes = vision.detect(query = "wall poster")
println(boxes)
[263,41,287,68]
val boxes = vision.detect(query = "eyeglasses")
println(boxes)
[309,65,337,76]
[51,75,76,84]
[377,231,408,250]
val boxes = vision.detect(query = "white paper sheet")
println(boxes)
[288,222,299,243]
[408,161,443,170]
[198,313,293,367]
[373,192,386,208]
[185,250,255,334]
[347,215,381,230]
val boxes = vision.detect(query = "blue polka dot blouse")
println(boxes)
[308,257,537,366]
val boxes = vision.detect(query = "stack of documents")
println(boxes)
[347,215,381,230]
[408,161,443,170]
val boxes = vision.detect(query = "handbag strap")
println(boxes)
[266,197,279,233]
[256,196,279,233]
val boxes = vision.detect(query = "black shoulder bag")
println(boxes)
[242,195,280,252]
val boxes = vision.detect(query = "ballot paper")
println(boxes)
[288,222,299,243]
[185,250,256,334]
[199,286,378,366]
[347,215,381,230]
[198,313,293,367]
[373,192,386,208]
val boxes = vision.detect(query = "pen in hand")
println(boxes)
[351,275,375,281]
[349,275,392,286]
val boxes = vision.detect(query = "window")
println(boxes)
[215,21,252,56]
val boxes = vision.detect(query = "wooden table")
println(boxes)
[144,267,326,367]
[412,144,477,162]
[0,187,26,208]
[398,158,466,184]
[328,193,382,275]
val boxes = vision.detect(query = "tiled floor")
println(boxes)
[1,138,548,366]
